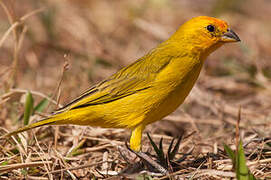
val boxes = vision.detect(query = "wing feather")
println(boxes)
[54,49,172,113]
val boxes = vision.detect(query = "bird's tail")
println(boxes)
[2,115,63,138]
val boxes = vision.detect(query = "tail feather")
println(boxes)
[2,117,60,138]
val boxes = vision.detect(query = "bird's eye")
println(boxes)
[206,25,215,32]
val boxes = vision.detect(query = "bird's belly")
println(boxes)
[143,84,192,125]
[143,62,203,125]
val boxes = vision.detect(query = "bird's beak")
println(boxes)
[221,29,240,42]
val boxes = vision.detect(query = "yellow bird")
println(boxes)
[4,16,240,151]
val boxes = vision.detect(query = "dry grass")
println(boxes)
[0,0,271,179]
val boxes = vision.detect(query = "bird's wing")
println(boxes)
[54,53,172,113]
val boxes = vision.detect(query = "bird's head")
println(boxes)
[169,16,240,58]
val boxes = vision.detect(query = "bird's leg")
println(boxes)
[118,124,145,163]
[120,124,169,174]
[126,125,168,174]
[130,124,145,152]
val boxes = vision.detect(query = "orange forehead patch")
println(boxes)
[199,16,228,29]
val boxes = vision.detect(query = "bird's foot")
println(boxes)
[118,144,138,163]
[126,145,168,175]
[119,133,192,175]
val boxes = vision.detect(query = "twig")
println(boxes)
[0,161,52,173]
[47,161,114,175]
[52,56,70,149]
[33,135,53,180]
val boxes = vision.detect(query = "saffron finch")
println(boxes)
[4,16,240,151]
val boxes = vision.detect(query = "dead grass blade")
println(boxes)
[0,161,52,173]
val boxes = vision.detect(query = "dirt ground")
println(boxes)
[0,0,271,179]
